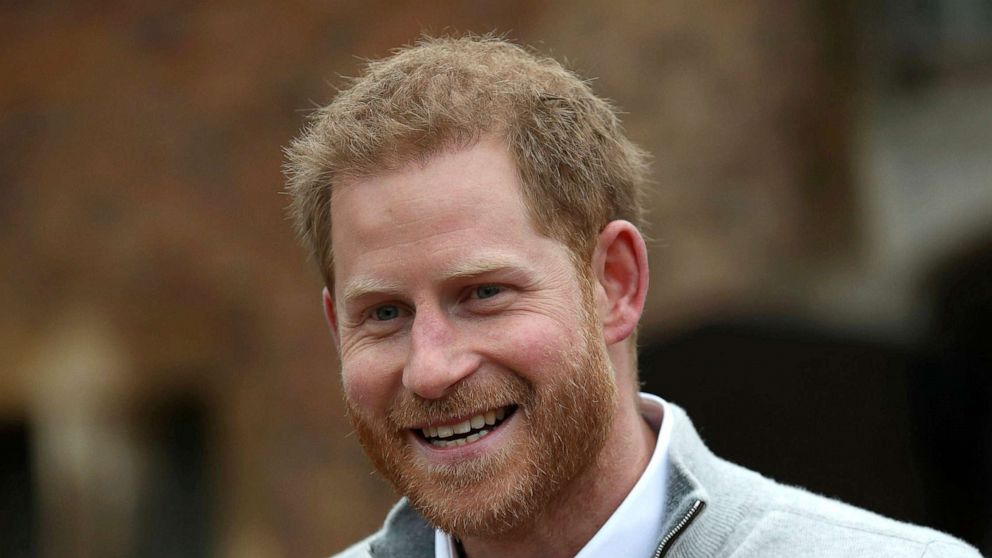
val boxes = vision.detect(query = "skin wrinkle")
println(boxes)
[325,137,654,558]
[342,255,536,307]
[351,324,616,533]
[342,222,477,263]
[286,37,648,291]
[273,35,742,558]
[340,274,570,338]
[334,141,605,533]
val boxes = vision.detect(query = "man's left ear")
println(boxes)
[591,220,649,345]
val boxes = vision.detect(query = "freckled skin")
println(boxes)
[325,138,655,558]
[331,140,581,412]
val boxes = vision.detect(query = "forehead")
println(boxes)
[329,138,557,287]
[332,139,528,239]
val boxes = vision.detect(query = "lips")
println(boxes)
[418,405,515,448]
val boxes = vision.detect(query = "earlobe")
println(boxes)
[592,221,649,346]
[322,287,341,348]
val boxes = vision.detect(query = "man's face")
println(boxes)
[329,138,618,536]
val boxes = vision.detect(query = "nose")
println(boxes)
[402,307,478,400]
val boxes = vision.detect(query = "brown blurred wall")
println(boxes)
[1,2,863,557]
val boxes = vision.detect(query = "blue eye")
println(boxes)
[373,305,400,321]
[475,285,502,299]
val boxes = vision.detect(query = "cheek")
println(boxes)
[480,314,580,374]
[340,345,406,417]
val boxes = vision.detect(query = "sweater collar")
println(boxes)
[370,401,739,558]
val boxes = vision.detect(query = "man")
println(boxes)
[284,36,980,558]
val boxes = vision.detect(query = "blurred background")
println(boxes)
[1,1,990,557]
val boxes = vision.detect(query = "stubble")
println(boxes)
[346,310,618,537]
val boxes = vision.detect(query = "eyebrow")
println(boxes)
[440,254,529,281]
[341,277,403,306]
[341,254,532,306]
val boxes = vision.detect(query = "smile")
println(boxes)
[418,405,517,448]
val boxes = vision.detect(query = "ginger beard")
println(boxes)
[345,289,619,537]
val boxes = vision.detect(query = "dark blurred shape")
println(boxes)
[0,421,36,558]
[640,321,926,522]
[0,1,988,555]
[877,0,992,91]
[135,396,213,558]
[641,301,990,552]
[911,238,992,552]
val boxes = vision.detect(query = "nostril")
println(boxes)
[402,344,480,401]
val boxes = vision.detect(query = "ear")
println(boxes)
[322,287,341,348]
[591,220,649,346]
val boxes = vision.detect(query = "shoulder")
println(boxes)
[662,403,981,557]
[326,499,435,558]
[720,461,981,557]
[714,456,980,558]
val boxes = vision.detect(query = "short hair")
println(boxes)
[284,34,649,287]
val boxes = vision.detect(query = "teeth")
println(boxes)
[429,429,491,448]
[422,406,511,446]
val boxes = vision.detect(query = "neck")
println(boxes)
[459,389,655,558]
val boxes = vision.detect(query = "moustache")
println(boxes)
[386,374,533,429]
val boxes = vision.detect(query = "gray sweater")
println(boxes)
[332,403,982,557]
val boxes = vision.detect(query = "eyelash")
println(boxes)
[371,305,404,321]
[362,284,509,325]
[471,284,504,300]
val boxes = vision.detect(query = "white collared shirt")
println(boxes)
[435,393,673,558]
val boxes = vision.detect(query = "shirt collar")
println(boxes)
[435,393,673,558]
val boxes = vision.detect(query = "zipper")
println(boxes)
[652,499,705,558]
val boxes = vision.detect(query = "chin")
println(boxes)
[348,311,618,537]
